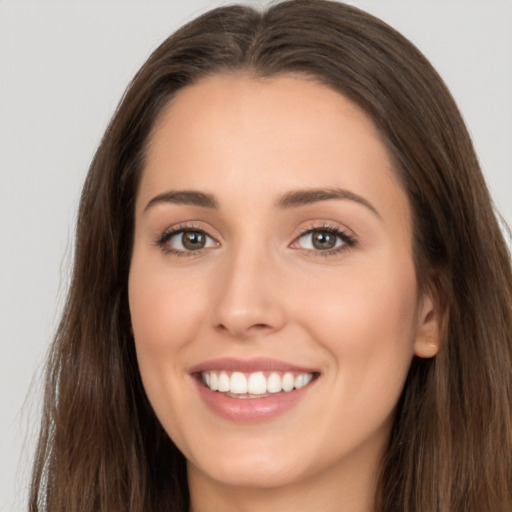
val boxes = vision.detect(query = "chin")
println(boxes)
[191,456,307,489]
[185,435,314,489]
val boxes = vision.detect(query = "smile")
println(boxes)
[201,370,315,398]
[190,358,320,422]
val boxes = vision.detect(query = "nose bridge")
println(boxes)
[211,238,285,338]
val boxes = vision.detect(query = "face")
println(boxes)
[129,74,438,493]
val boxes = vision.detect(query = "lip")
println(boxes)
[189,356,318,374]
[189,357,319,423]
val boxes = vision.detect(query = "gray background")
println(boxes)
[1,1,511,510]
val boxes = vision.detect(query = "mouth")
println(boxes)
[190,358,320,422]
[199,370,317,398]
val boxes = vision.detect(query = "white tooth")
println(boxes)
[295,374,306,389]
[209,372,218,391]
[282,372,294,392]
[218,371,230,392]
[267,372,282,393]
[230,372,248,394]
[248,372,266,394]
[203,372,211,387]
[304,373,313,386]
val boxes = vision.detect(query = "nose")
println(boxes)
[210,247,287,340]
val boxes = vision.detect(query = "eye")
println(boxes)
[158,228,218,254]
[292,226,355,254]
[299,230,341,250]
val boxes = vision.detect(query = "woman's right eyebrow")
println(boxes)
[143,190,219,212]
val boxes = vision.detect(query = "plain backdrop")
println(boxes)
[1,1,511,510]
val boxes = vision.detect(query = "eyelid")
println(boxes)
[154,222,220,256]
[289,222,357,255]
[153,220,356,257]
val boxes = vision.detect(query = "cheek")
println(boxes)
[294,257,418,387]
[127,258,212,428]
[128,262,207,354]
[294,261,418,452]
[127,259,210,443]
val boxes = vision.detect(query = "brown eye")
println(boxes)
[162,229,217,253]
[293,227,354,254]
[182,231,206,250]
[311,231,338,250]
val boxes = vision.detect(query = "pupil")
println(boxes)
[182,231,205,250]
[313,231,336,250]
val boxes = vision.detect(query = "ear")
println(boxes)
[413,291,441,358]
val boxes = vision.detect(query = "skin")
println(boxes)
[128,74,440,512]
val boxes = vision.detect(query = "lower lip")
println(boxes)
[193,377,316,423]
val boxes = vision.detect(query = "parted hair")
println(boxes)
[30,1,512,511]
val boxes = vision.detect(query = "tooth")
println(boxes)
[248,372,266,394]
[267,372,282,393]
[218,371,230,392]
[205,370,314,395]
[230,372,248,394]
[209,372,218,391]
[294,374,306,389]
[282,372,294,392]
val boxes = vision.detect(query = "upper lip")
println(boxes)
[189,357,319,374]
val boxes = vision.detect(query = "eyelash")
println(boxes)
[154,223,214,257]
[294,224,356,257]
[154,223,356,258]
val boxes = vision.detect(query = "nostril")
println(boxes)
[215,321,275,339]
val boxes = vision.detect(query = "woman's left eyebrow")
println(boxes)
[276,187,380,218]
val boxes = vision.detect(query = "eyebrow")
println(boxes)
[143,187,379,217]
[144,190,219,212]
[276,187,380,217]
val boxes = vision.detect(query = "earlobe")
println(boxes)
[414,337,440,358]
[413,295,441,359]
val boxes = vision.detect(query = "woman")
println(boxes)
[30,1,512,511]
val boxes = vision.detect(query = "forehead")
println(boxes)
[138,73,408,224]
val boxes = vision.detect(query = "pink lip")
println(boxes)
[189,356,317,374]
[189,357,319,423]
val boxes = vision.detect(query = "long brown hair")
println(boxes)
[30,1,512,510]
